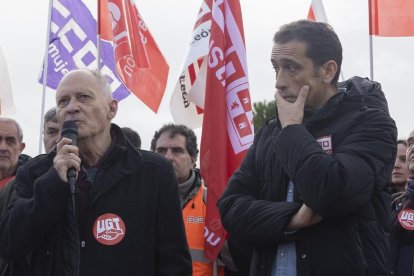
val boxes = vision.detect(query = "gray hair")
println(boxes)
[88,69,112,99]
[44,107,57,124]
[0,117,23,142]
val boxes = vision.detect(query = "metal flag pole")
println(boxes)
[38,0,54,154]
[97,0,102,73]
[369,35,374,81]
[368,0,374,80]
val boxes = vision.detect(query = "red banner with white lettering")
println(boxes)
[369,0,414,37]
[99,0,169,112]
[200,0,254,260]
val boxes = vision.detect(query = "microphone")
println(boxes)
[61,120,78,194]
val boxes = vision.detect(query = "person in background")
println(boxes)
[43,107,60,153]
[0,107,59,217]
[0,69,191,276]
[389,139,410,194]
[0,118,30,276]
[0,118,30,213]
[151,123,236,276]
[218,20,397,275]
[391,130,414,275]
[0,118,27,189]
[122,127,141,149]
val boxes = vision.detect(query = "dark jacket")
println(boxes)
[218,77,397,276]
[0,154,31,276]
[0,154,31,217]
[0,124,192,276]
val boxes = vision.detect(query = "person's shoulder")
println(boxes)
[340,76,391,114]
[256,116,278,133]
[17,153,54,176]
[340,76,379,91]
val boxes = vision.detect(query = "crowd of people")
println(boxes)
[0,19,413,276]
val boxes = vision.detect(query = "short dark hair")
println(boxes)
[150,124,199,160]
[122,127,141,149]
[397,139,407,147]
[44,107,57,125]
[273,20,343,84]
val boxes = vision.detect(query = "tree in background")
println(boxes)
[252,100,277,132]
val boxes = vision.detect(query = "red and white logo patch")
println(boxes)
[93,213,126,245]
[316,135,332,155]
[398,209,414,230]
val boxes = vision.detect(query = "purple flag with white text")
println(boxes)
[39,0,130,101]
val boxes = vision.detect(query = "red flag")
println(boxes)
[307,0,328,23]
[99,0,169,112]
[200,0,254,260]
[369,0,414,37]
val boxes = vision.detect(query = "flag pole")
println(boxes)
[369,35,374,81]
[38,0,54,154]
[368,0,374,80]
[97,0,101,73]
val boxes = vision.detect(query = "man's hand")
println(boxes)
[275,86,309,128]
[287,204,322,231]
[54,137,81,183]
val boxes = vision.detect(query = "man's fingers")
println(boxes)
[274,90,286,105]
[295,85,309,108]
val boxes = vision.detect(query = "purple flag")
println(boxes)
[39,0,130,101]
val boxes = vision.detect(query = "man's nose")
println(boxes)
[0,140,8,150]
[164,149,174,161]
[54,135,61,145]
[65,99,80,113]
[394,161,401,169]
[275,70,287,91]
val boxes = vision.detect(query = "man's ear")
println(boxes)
[20,142,26,152]
[321,60,338,84]
[107,100,118,120]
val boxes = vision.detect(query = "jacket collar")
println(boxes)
[91,123,142,195]
[29,124,142,194]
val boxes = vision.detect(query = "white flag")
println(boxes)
[308,0,328,22]
[170,0,212,129]
[0,46,16,116]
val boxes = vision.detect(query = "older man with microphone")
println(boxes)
[0,69,191,276]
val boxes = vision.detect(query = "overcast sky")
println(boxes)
[0,0,413,157]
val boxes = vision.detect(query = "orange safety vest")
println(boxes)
[182,184,224,276]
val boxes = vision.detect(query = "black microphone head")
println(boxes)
[61,120,78,145]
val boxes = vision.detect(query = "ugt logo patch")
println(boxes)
[398,209,414,231]
[93,213,126,245]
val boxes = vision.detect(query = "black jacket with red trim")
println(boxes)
[0,124,192,276]
[218,77,397,276]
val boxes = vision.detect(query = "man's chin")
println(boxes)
[392,177,406,185]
